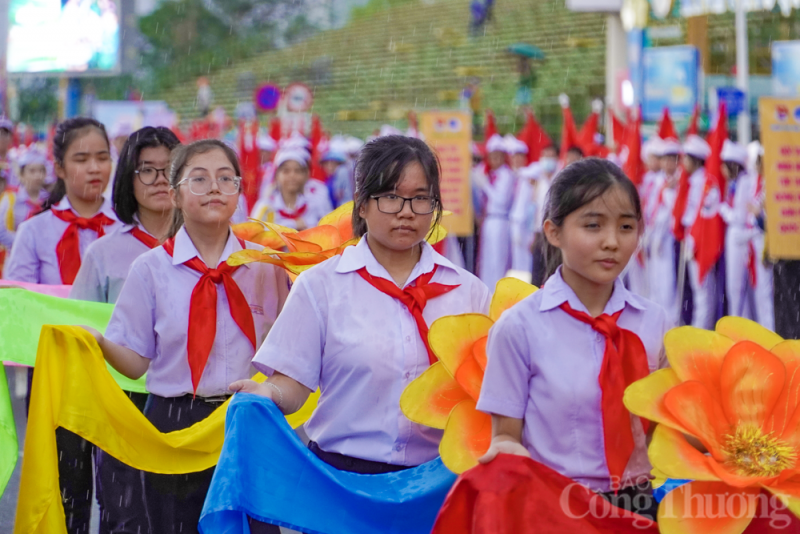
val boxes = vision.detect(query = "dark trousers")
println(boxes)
[96,391,149,534]
[248,441,412,532]
[141,394,225,534]
[597,482,658,522]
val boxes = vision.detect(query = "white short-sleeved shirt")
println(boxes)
[251,182,332,230]
[4,196,121,284]
[477,268,671,492]
[70,224,157,304]
[253,237,491,466]
[105,226,290,398]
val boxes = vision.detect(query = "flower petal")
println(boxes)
[226,249,282,267]
[716,317,784,350]
[472,336,487,371]
[765,475,800,519]
[318,201,354,242]
[289,225,344,251]
[665,327,736,403]
[439,399,492,474]
[658,481,760,534]
[663,381,732,460]
[649,425,721,482]
[720,341,786,431]
[248,230,288,250]
[232,221,267,241]
[399,362,470,429]
[336,238,360,255]
[624,368,689,434]
[488,278,538,322]
[767,341,800,442]
[429,314,494,377]
[706,460,779,489]
[426,224,448,245]
[454,353,484,401]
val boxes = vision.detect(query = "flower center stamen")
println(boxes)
[724,426,797,478]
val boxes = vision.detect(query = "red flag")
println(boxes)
[238,119,261,211]
[432,455,658,534]
[689,102,727,282]
[671,167,691,241]
[686,105,700,137]
[610,113,626,153]
[308,114,326,182]
[269,116,282,142]
[516,109,552,164]
[560,105,580,164]
[484,109,498,141]
[658,107,679,141]
[577,111,598,152]
[622,109,643,185]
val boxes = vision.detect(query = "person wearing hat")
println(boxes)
[320,150,352,209]
[720,139,759,320]
[475,133,515,289]
[0,118,16,192]
[251,149,332,230]
[644,139,682,320]
[748,142,774,330]
[507,136,535,273]
[680,134,719,329]
[629,137,665,298]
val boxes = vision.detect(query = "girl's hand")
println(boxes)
[80,326,104,345]
[229,379,274,398]
[478,439,531,464]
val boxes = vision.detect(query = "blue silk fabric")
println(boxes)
[199,394,457,534]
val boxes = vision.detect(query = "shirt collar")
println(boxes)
[335,235,456,288]
[53,195,117,221]
[270,189,307,210]
[171,226,246,268]
[538,267,645,315]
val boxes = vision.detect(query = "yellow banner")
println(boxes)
[759,97,800,260]
[420,111,474,237]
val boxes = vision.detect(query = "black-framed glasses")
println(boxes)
[135,166,169,185]
[371,194,438,215]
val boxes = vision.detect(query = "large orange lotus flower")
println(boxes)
[624,316,800,533]
[229,201,448,280]
[400,278,537,474]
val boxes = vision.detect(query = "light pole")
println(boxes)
[735,0,750,143]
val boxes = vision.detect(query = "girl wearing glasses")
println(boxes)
[230,135,489,529]
[5,117,121,534]
[250,149,332,230]
[70,126,179,534]
[85,139,289,534]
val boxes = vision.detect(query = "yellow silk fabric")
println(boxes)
[15,325,317,534]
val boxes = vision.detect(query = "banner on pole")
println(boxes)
[420,111,474,237]
[759,97,800,260]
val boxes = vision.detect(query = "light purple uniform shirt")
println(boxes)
[253,237,491,466]
[105,226,290,398]
[70,224,157,304]
[477,268,671,492]
[0,187,50,250]
[4,196,121,284]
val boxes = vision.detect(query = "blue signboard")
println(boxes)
[716,86,746,116]
[773,41,800,97]
[642,45,700,122]
[627,29,644,107]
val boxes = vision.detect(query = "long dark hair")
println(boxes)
[166,139,241,238]
[542,158,642,281]
[43,117,109,210]
[113,127,181,225]
[352,135,443,238]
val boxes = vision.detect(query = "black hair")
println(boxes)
[542,157,642,282]
[566,145,584,158]
[43,117,109,210]
[723,161,744,180]
[685,155,706,168]
[542,144,559,156]
[352,135,443,238]
[166,139,242,238]
[112,126,180,225]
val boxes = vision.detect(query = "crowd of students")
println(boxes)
[0,104,775,533]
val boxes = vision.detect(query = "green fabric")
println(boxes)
[0,364,17,497]
[0,289,147,393]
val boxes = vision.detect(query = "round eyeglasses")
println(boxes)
[176,175,242,196]
[135,166,169,185]
[370,194,438,215]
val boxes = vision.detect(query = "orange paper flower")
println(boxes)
[230,201,448,280]
[623,317,800,533]
[400,278,537,474]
